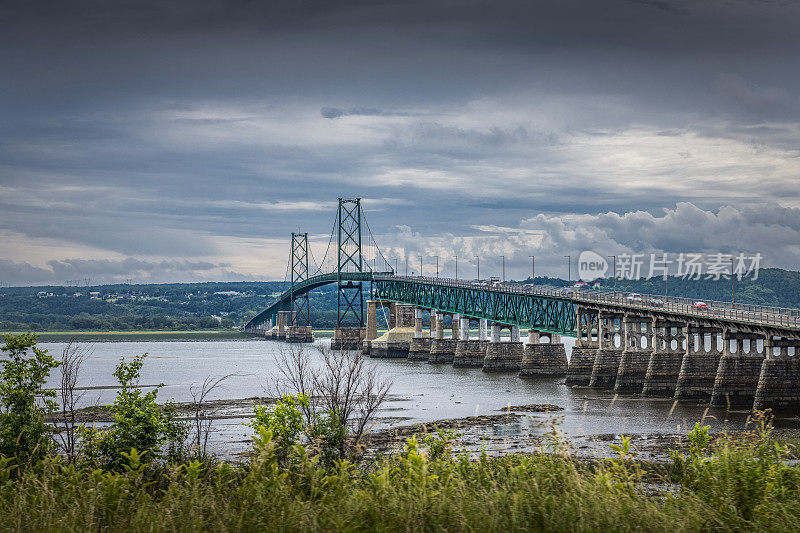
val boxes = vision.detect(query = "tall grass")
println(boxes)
[1,424,800,532]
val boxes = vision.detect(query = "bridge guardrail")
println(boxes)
[374,275,800,330]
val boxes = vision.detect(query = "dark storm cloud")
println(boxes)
[1,0,799,284]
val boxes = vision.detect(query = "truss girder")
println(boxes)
[372,279,578,336]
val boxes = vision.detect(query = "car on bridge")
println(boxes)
[648,297,664,307]
[626,293,643,302]
[692,301,708,309]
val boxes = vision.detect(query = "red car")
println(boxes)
[692,301,708,309]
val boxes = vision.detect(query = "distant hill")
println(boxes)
[1,268,798,332]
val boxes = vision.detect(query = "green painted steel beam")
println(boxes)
[372,278,578,337]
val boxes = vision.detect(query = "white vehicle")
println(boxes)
[626,293,643,302]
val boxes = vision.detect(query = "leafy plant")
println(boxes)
[0,332,60,465]
[79,353,188,469]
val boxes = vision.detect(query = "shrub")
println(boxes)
[0,332,60,465]
[79,354,188,469]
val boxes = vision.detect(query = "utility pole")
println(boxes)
[529,255,535,285]
[501,256,505,282]
[608,255,617,291]
[564,256,570,283]
[475,255,480,280]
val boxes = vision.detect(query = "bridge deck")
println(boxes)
[247,273,800,337]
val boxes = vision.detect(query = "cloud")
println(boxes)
[371,203,800,280]
[320,107,412,119]
[0,257,258,286]
[1,0,800,283]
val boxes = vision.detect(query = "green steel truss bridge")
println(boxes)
[245,198,800,339]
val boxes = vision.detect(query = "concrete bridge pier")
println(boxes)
[590,312,624,388]
[642,321,686,397]
[520,330,568,376]
[276,310,295,341]
[362,299,385,355]
[614,315,653,393]
[408,308,434,361]
[711,331,767,409]
[429,312,457,363]
[408,308,436,361]
[369,302,415,358]
[674,326,724,401]
[331,327,366,351]
[454,317,489,367]
[754,337,800,412]
[483,323,524,372]
[567,307,599,386]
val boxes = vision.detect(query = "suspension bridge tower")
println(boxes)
[331,197,368,350]
[286,232,314,342]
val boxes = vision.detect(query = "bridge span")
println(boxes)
[244,197,800,414]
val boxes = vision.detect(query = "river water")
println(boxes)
[40,338,800,459]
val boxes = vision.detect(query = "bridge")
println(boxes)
[245,198,800,413]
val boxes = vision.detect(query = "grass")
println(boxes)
[2,423,800,532]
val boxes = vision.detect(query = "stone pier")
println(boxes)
[454,317,489,367]
[276,310,295,341]
[590,312,623,388]
[675,326,724,401]
[370,303,416,358]
[711,331,766,409]
[642,321,686,397]
[567,307,599,386]
[430,312,457,363]
[614,315,653,393]
[754,337,800,412]
[409,310,435,360]
[520,330,568,376]
[286,325,314,343]
[331,327,366,351]
[483,323,524,372]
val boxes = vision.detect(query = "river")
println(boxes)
[40,338,799,459]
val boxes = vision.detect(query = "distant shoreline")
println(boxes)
[8,330,252,342]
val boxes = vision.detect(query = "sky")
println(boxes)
[1,0,800,285]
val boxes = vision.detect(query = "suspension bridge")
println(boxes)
[244,198,800,413]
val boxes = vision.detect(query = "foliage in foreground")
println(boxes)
[0,423,800,532]
[0,333,60,464]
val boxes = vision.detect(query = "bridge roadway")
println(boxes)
[373,275,800,337]
[247,272,800,338]
[246,273,800,413]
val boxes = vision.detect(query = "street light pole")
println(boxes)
[455,255,458,280]
[731,257,734,304]
[529,255,535,286]
[475,255,480,280]
[420,256,423,277]
[434,255,439,278]
[608,255,616,291]
[564,255,571,283]
[501,255,505,282]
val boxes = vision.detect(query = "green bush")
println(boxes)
[0,332,60,465]
[79,354,188,470]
